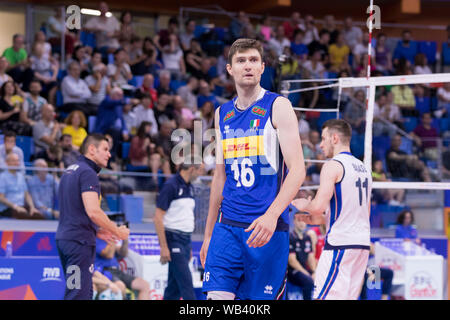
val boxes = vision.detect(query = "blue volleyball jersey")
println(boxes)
[218,89,289,231]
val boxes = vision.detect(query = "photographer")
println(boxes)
[95,225,150,300]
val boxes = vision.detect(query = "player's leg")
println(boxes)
[313,249,347,300]
[202,223,244,299]
[348,249,370,299]
[242,230,289,300]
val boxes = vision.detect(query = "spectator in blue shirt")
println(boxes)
[197,79,219,110]
[94,87,130,158]
[0,153,43,219]
[291,29,308,61]
[395,209,421,244]
[26,158,59,219]
[95,237,150,300]
[393,30,418,67]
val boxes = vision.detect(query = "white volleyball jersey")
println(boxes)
[324,152,371,250]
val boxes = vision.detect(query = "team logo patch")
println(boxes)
[251,106,267,117]
[224,110,235,122]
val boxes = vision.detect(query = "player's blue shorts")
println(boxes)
[202,222,289,300]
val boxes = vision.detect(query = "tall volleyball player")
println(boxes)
[292,119,372,300]
[200,38,306,300]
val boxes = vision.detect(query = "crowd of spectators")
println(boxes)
[0,2,449,219]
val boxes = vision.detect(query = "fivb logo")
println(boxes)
[366,5,381,30]
[66,5,81,30]
[41,267,62,282]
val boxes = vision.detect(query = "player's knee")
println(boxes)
[206,291,235,300]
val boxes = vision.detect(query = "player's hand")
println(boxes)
[116,225,130,240]
[245,213,277,248]
[160,246,171,265]
[200,237,211,268]
[97,228,117,244]
[14,205,28,215]
[291,196,312,212]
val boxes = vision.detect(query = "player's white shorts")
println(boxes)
[314,248,369,300]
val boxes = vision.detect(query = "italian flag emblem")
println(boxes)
[250,119,260,128]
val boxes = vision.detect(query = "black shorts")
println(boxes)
[104,267,136,289]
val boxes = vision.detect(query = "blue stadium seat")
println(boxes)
[194,25,208,39]
[316,112,336,130]
[415,96,430,115]
[80,31,96,48]
[260,66,275,91]
[105,194,120,211]
[418,41,437,65]
[57,69,67,82]
[442,42,450,66]
[170,79,186,92]
[16,136,34,162]
[373,135,391,161]
[108,53,114,65]
[430,96,438,111]
[88,116,97,133]
[129,75,145,88]
[120,195,143,223]
[350,133,365,159]
[122,142,130,159]
[56,90,64,108]
[399,137,413,155]
[440,118,450,132]
[431,118,440,134]
[403,117,418,132]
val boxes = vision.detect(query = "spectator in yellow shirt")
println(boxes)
[328,32,350,72]
[390,85,418,117]
[62,110,87,150]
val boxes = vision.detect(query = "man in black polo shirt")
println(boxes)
[154,161,202,300]
[288,213,317,300]
[56,133,130,300]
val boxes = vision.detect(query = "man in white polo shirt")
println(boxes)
[154,160,203,300]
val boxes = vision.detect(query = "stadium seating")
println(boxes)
[15,135,34,163]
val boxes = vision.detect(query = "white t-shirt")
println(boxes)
[107,63,131,87]
[162,47,184,71]
[84,16,120,49]
[437,87,450,106]
[414,65,432,75]
[268,37,291,56]
[133,104,159,136]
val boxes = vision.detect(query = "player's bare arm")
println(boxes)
[200,107,225,267]
[291,160,343,224]
[246,96,306,248]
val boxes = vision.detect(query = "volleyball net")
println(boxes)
[281,72,450,234]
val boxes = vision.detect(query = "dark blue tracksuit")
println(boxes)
[156,173,196,300]
[55,155,102,300]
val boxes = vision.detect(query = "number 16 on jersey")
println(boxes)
[231,158,255,188]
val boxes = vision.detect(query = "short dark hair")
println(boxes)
[322,119,352,144]
[79,133,108,155]
[60,134,72,142]
[228,38,263,65]
[3,131,16,139]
